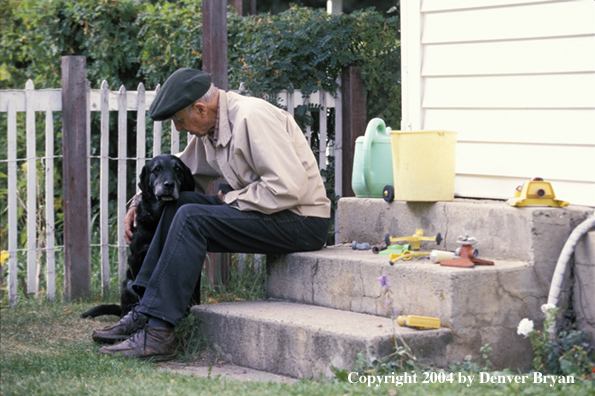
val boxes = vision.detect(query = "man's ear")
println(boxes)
[192,102,208,118]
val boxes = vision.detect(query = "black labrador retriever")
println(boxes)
[81,154,196,319]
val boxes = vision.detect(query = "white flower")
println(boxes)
[517,318,534,337]
[541,303,556,314]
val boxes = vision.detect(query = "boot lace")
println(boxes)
[125,304,148,333]
[127,323,149,354]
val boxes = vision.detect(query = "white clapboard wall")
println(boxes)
[401,0,595,206]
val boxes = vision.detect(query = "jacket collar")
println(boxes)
[215,90,231,148]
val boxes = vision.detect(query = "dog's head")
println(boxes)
[139,154,195,201]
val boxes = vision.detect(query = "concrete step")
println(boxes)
[191,300,452,379]
[338,197,592,263]
[266,246,536,369]
[267,246,532,323]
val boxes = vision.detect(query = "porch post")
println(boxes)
[341,66,367,198]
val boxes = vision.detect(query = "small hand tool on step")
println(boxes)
[352,241,371,250]
[371,240,388,254]
[397,315,441,330]
[440,234,494,268]
[389,250,431,265]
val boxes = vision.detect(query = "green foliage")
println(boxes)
[226,5,401,127]
[137,0,204,89]
[527,307,594,378]
[228,7,354,98]
[351,9,401,128]
[200,254,266,304]
[0,0,141,90]
[448,344,494,373]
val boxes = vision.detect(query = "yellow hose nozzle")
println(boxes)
[389,251,430,265]
[397,315,441,329]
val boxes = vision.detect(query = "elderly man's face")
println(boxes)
[171,103,216,138]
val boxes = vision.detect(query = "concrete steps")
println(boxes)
[266,246,537,369]
[191,197,593,378]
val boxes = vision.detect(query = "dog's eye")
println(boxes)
[152,165,161,174]
[174,166,183,174]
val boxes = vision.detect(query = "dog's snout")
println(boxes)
[163,181,174,191]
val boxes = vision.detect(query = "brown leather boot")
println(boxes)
[98,325,177,362]
[92,306,149,344]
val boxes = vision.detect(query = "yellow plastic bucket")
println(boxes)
[390,130,457,202]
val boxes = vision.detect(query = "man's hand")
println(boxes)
[217,182,231,203]
[124,206,137,244]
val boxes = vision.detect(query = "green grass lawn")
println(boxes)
[2,298,594,396]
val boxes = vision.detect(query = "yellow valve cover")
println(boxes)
[508,180,569,208]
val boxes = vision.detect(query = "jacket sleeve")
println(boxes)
[223,109,310,214]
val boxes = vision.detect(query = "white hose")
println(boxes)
[545,210,595,311]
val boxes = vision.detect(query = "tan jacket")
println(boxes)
[177,90,331,218]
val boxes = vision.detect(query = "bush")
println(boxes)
[0,0,141,89]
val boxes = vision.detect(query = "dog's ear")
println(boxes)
[181,163,196,192]
[138,162,157,201]
[138,164,149,193]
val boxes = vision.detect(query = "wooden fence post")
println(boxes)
[231,0,256,16]
[341,66,367,198]
[62,56,91,300]
[203,0,228,90]
[203,0,230,285]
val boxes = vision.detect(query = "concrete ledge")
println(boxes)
[192,300,452,379]
[338,198,592,263]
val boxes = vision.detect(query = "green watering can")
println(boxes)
[351,118,394,198]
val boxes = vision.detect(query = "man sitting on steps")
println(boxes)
[92,68,331,361]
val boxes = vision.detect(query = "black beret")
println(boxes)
[149,68,212,121]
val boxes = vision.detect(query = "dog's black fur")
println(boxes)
[81,154,195,319]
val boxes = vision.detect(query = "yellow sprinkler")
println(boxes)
[508,178,569,208]
[384,229,442,251]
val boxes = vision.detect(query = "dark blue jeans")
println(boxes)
[133,191,329,326]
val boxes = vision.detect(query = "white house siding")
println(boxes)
[401,0,595,206]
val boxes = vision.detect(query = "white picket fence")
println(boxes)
[0,80,342,307]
